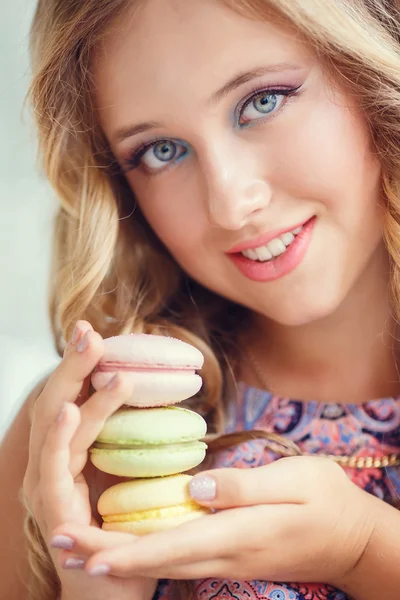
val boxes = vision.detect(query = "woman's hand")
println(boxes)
[22,321,157,600]
[53,455,376,589]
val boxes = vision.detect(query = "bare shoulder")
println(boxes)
[0,374,49,598]
[0,373,48,454]
[0,373,50,501]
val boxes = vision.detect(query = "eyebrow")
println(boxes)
[113,63,301,144]
[210,62,301,104]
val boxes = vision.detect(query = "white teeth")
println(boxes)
[281,232,295,246]
[242,248,258,260]
[267,238,286,257]
[255,246,273,261]
[240,223,303,262]
[247,248,259,260]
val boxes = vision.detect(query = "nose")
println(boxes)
[204,151,272,230]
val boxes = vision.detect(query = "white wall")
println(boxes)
[0,0,59,437]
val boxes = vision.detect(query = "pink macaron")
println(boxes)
[91,334,204,407]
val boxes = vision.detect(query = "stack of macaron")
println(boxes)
[89,333,211,534]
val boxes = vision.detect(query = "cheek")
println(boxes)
[274,92,382,227]
[130,175,208,255]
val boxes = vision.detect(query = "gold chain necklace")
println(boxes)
[245,346,400,469]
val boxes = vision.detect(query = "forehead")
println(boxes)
[93,0,311,138]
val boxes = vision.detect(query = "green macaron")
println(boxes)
[90,406,207,477]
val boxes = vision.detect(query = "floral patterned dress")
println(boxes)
[154,384,400,600]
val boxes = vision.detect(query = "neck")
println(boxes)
[246,247,400,403]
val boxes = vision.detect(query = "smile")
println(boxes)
[240,224,303,262]
[228,217,316,282]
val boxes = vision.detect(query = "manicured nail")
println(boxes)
[51,534,75,550]
[106,374,119,391]
[189,475,217,501]
[64,557,85,570]
[88,563,111,576]
[57,404,67,423]
[70,325,81,345]
[77,331,90,353]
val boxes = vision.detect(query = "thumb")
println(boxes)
[189,458,313,508]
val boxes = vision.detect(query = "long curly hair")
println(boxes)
[25,0,400,598]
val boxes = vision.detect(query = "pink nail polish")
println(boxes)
[77,331,89,353]
[106,374,119,390]
[57,404,67,423]
[51,534,75,550]
[64,557,85,570]
[89,564,111,576]
[70,325,81,345]
[189,475,217,501]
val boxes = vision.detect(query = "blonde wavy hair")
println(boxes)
[25,0,400,598]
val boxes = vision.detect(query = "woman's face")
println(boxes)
[94,0,384,326]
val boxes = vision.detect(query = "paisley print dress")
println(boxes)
[154,384,400,599]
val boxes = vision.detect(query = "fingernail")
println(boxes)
[106,374,119,390]
[88,563,111,576]
[70,324,81,345]
[64,557,85,570]
[57,404,67,423]
[51,534,75,550]
[77,331,90,353]
[189,475,217,501]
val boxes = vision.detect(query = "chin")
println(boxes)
[259,292,347,327]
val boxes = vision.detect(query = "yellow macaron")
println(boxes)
[98,473,211,535]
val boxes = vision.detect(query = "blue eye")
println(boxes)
[239,87,300,126]
[148,141,177,164]
[123,85,301,174]
[125,139,188,173]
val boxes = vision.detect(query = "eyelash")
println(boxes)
[122,84,302,174]
[238,84,301,126]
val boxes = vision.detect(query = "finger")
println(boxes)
[188,456,333,509]
[26,328,104,491]
[84,503,302,580]
[35,328,103,419]
[63,320,95,409]
[107,558,229,581]
[84,507,258,577]
[69,374,136,475]
[141,558,234,581]
[40,402,82,531]
[61,554,86,571]
[50,522,135,557]
[63,320,93,357]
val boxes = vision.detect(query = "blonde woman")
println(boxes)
[2,0,400,599]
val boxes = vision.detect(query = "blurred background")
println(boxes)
[0,1,60,438]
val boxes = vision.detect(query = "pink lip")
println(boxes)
[227,218,309,254]
[228,216,316,282]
